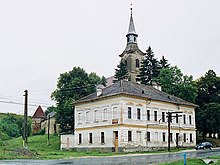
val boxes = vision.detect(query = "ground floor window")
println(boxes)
[137,131,141,142]
[170,133,173,142]
[183,133,186,142]
[79,133,82,144]
[89,133,93,144]
[128,131,132,141]
[190,133,193,142]
[101,132,105,144]
[162,132,166,142]
[147,132,150,141]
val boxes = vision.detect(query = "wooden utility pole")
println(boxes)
[167,111,182,152]
[47,114,50,145]
[23,90,28,149]
[167,112,171,152]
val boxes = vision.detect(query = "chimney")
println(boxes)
[152,82,162,91]
[96,88,102,97]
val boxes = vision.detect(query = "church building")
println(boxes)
[60,8,197,152]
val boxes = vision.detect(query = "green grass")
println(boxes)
[0,134,116,159]
[160,158,207,165]
[1,135,220,160]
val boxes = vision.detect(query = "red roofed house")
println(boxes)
[32,106,46,134]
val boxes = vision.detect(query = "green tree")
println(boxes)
[114,60,129,82]
[195,70,220,138]
[159,55,170,69]
[51,67,105,132]
[155,66,198,103]
[196,103,220,139]
[137,46,160,85]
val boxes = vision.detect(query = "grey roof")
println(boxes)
[75,80,197,107]
[127,13,136,35]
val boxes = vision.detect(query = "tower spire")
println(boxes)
[126,4,138,44]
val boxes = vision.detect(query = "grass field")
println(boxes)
[0,134,115,159]
[1,134,220,162]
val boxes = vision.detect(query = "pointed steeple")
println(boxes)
[126,5,138,44]
[127,7,136,35]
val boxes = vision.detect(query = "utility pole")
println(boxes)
[23,90,28,149]
[167,111,182,152]
[47,114,50,145]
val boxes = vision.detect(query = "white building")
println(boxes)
[67,80,197,152]
[60,8,197,152]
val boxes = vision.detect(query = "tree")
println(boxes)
[196,103,220,139]
[114,60,129,82]
[137,46,160,85]
[159,55,170,69]
[51,67,105,132]
[155,66,198,103]
[195,70,220,138]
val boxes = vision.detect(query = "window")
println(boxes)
[86,111,90,122]
[101,132,105,144]
[128,131,132,141]
[147,110,150,121]
[79,133,82,144]
[78,112,82,123]
[154,111,157,121]
[162,112,165,122]
[176,114,179,123]
[89,133,93,144]
[136,59,140,68]
[137,131,141,142]
[147,132,150,141]
[162,132,166,142]
[94,109,98,122]
[112,107,118,119]
[183,115,186,124]
[176,133,179,143]
[170,133,173,142]
[103,108,107,121]
[190,134,193,142]
[137,108,141,120]
[128,107,132,119]
[189,115,192,125]
[183,133,186,142]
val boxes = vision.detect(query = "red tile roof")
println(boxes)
[32,106,45,118]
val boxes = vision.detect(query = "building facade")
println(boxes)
[71,81,197,152]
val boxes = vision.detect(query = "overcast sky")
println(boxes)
[0,0,219,115]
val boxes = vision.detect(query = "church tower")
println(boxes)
[119,7,145,82]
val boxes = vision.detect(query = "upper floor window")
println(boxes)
[94,109,98,122]
[147,110,150,121]
[128,107,132,119]
[137,108,141,120]
[136,59,140,68]
[176,114,179,123]
[86,111,91,122]
[112,106,118,119]
[189,115,192,125]
[183,114,186,124]
[154,111,157,121]
[78,112,82,123]
[103,108,107,121]
[162,112,165,122]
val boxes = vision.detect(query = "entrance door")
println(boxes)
[113,131,118,153]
